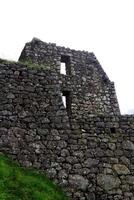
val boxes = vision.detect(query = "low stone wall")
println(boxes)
[76,115,134,199]
[0,115,134,199]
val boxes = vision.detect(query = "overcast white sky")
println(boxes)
[0,0,134,114]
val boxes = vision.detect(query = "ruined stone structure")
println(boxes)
[0,38,134,199]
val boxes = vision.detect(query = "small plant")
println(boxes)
[20,58,51,70]
[0,58,51,70]
[0,58,18,65]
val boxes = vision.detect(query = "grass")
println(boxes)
[22,60,51,70]
[0,58,51,70]
[0,58,18,65]
[0,153,68,200]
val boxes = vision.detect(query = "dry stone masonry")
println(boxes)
[0,38,134,199]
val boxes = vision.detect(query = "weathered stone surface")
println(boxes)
[120,156,130,166]
[84,158,99,168]
[126,176,134,185]
[113,164,130,175]
[58,170,68,180]
[97,174,121,191]
[7,93,15,99]
[69,175,89,191]
[47,168,57,178]
[123,140,134,150]
[86,193,95,200]
[108,143,116,150]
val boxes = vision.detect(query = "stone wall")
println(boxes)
[19,38,120,117]
[76,115,134,200]
[0,59,134,199]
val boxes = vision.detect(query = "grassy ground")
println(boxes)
[0,153,68,200]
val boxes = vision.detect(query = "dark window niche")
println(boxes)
[62,91,72,115]
[110,127,116,133]
[60,55,71,75]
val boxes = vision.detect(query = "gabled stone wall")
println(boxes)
[19,38,120,117]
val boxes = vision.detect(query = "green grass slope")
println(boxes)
[0,153,68,200]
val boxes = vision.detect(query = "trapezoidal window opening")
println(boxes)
[60,55,71,75]
[62,91,72,116]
